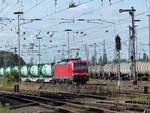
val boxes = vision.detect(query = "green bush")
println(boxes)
[3,71,20,83]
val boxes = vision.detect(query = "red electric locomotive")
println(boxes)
[54,59,89,84]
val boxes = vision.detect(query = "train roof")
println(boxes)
[57,58,87,64]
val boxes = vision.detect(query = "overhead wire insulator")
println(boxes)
[109,0,111,5]
[50,32,54,37]
[2,0,5,4]
[69,0,78,8]
[101,0,103,6]
[55,0,57,6]
[54,0,58,13]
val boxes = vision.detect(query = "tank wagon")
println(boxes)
[0,64,54,82]
[0,59,89,83]
[20,64,55,82]
[103,63,117,78]
[89,62,150,80]
[0,66,18,76]
[88,65,101,79]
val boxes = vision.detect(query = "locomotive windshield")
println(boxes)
[74,63,87,69]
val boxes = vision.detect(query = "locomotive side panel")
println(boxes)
[54,63,73,81]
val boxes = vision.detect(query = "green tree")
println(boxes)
[143,53,148,61]
[112,58,127,63]
[120,59,127,62]
[3,71,20,83]
[98,56,103,65]
[103,54,108,65]
[90,56,96,65]
[97,54,108,65]
[0,51,26,67]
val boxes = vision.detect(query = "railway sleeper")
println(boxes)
[9,102,38,109]
[125,100,150,105]
[38,103,76,113]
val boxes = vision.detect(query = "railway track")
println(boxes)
[8,81,147,98]
[0,89,150,113]
[4,86,150,101]
[0,90,118,113]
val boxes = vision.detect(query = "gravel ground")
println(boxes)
[15,106,58,113]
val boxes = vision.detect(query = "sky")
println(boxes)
[0,0,149,64]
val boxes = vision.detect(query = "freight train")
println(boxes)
[89,62,150,80]
[0,59,89,84]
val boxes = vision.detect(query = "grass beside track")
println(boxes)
[131,96,150,102]
[0,106,18,113]
[0,80,15,89]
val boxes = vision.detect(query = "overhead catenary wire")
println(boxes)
[24,0,48,14]
[0,0,125,29]
[0,0,148,63]
[5,0,123,35]
[37,0,96,20]
[0,1,18,16]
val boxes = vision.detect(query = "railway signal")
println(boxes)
[115,35,121,52]
[64,29,72,59]
[119,7,138,85]
[115,35,121,91]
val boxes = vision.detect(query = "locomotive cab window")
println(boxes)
[74,63,87,69]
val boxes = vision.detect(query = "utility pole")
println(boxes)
[103,40,106,56]
[102,40,107,65]
[119,7,137,85]
[10,47,17,55]
[115,35,121,91]
[37,37,42,64]
[93,43,97,65]
[10,47,17,64]
[70,48,80,58]
[135,26,138,60]
[36,31,42,64]
[114,49,117,62]
[64,29,72,59]
[61,44,66,60]
[86,44,89,62]
[30,43,35,64]
[14,11,24,78]
[128,25,132,62]
[84,44,89,62]
[148,15,150,60]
